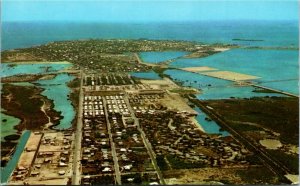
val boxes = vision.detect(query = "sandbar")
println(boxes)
[200,71,260,81]
[181,66,218,72]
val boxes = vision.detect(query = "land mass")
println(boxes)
[198,97,299,174]
[1,39,236,72]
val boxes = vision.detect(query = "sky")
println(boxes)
[2,0,299,22]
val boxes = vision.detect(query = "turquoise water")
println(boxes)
[139,51,189,64]
[1,63,72,77]
[194,106,230,137]
[260,80,299,94]
[35,73,75,129]
[1,63,75,130]
[1,130,31,184]
[2,21,298,51]
[130,71,162,80]
[1,112,21,142]
[170,49,299,95]
[165,69,284,100]
[196,86,286,100]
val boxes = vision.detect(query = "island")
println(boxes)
[1,39,298,185]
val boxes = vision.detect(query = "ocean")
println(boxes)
[2,20,298,51]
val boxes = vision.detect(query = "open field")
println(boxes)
[140,77,179,90]
[163,166,279,185]
[159,92,197,115]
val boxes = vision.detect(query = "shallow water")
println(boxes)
[1,63,72,78]
[170,49,298,94]
[194,106,230,137]
[35,73,75,129]
[1,112,20,142]
[164,69,284,100]
[130,71,162,80]
[1,130,31,184]
[1,63,75,131]
[139,51,189,64]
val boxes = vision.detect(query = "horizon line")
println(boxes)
[3,19,299,23]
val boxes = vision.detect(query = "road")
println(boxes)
[103,98,122,185]
[124,93,166,185]
[72,69,83,185]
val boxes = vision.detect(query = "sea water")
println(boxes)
[170,49,299,95]
[2,21,298,51]
[164,69,284,100]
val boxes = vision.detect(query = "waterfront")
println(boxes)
[164,69,285,100]
[1,63,72,77]
[139,51,189,64]
[35,73,75,129]
[193,106,230,136]
[170,49,299,95]
[1,130,31,183]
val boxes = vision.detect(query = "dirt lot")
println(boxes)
[141,77,179,90]
[18,133,42,168]
[159,92,197,114]
[163,166,279,185]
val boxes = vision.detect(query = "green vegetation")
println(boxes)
[1,39,203,72]
[252,88,277,93]
[1,84,61,130]
[230,123,261,131]
[166,155,206,169]
[203,97,299,145]
[266,149,299,174]
[67,77,80,88]
[2,39,234,72]
[156,155,169,171]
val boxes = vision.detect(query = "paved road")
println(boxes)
[124,94,166,185]
[72,69,83,185]
[103,98,122,185]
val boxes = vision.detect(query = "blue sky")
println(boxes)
[2,0,299,22]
